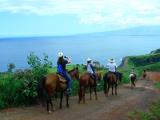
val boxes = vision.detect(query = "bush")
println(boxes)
[0,53,53,109]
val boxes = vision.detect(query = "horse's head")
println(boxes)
[68,67,79,80]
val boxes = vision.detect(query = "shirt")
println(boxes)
[87,63,95,74]
[106,62,117,72]
[57,58,68,71]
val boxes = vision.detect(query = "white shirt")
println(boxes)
[106,62,117,72]
[87,63,94,74]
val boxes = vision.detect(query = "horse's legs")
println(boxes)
[46,95,52,113]
[83,87,86,104]
[112,83,114,95]
[133,80,136,87]
[46,97,49,112]
[106,81,110,97]
[89,85,92,100]
[104,79,107,95]
[66,93,69,108]
[49,96,53,111]
[94,86,98,100]
[78,87,82,104]
[59,91,63,109]
[115,83,117,95]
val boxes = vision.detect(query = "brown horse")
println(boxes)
[129,73,137,89]
[103,72,117,96]
[95,71,102,82]
[141,70,147,80]
[37,67,79,113]
[78,72,98,104]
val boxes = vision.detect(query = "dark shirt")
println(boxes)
[57,58,68,71]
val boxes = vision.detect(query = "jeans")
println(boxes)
[62,71,72,90]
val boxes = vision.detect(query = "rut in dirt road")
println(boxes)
[0,79,160,120]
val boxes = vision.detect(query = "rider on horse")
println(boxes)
[57,52,72,93]
[129,67,136,78]
[86,58,97,81]
[106,58,118,79]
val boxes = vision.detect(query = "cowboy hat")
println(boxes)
[108,58,115,63]
[87,58,92,62]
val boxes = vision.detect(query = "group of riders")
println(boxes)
[56,52,121,94]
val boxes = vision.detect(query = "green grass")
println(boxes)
[154,82,160,89]
[128,100,160,120]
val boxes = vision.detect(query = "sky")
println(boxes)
[0,0,160,37]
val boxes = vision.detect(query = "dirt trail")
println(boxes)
[146,71,160,81]
[0,76,160,120]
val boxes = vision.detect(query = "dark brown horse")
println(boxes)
[37,67,79,113]
[78,72,98,104]
[129,73,137,89]
[141,70,147,80]
[103,72,117,97]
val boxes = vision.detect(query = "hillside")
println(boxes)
[120,49,160,72]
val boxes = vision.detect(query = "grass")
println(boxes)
[154,82,160,89]
[128,100,160,120]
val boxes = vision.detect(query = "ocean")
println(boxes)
[0,35,160,71]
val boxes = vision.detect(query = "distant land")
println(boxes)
[0,25,160,39]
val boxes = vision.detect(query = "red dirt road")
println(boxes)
[146,71,160,81]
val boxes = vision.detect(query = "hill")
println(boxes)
[120,48,160,69]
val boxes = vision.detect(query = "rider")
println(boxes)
[106,58,118,78]
[86,58,97,81]
[57,52,72,93]
[129,67,136,78]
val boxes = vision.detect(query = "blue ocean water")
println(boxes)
[0,35,160,71]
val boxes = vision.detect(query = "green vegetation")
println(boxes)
[154,82,160,89]
[128,100,160,120]
[0,52,53,109]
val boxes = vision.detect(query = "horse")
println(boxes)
[141,70,147,80]
[129,73,136,89]
[95,71,102,82]
[103,72,118,97]
[116,72,123,84]
[78,72,98,104]
[37,67,79,113]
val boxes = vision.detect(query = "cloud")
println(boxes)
[0,0,160,28]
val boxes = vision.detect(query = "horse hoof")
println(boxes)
[48,111,52,114]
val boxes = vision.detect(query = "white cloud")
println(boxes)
[0,0,160,28]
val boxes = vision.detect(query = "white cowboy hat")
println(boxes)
[58,52,63,58]
[108,58,115,63]
[87,58,92,62]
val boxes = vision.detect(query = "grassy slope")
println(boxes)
[118,53,160,83]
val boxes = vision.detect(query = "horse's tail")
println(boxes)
[37,76,46,106]
[103,73,108,93]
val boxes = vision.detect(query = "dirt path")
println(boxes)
[0,78,160,120]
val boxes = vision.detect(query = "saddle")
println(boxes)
[57,74,67,84]
[57,74,67,90]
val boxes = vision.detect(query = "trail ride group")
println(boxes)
[37,52,146,113]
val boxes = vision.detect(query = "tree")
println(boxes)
[7,63,15,72]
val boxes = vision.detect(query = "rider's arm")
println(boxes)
[64,56,71,64]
